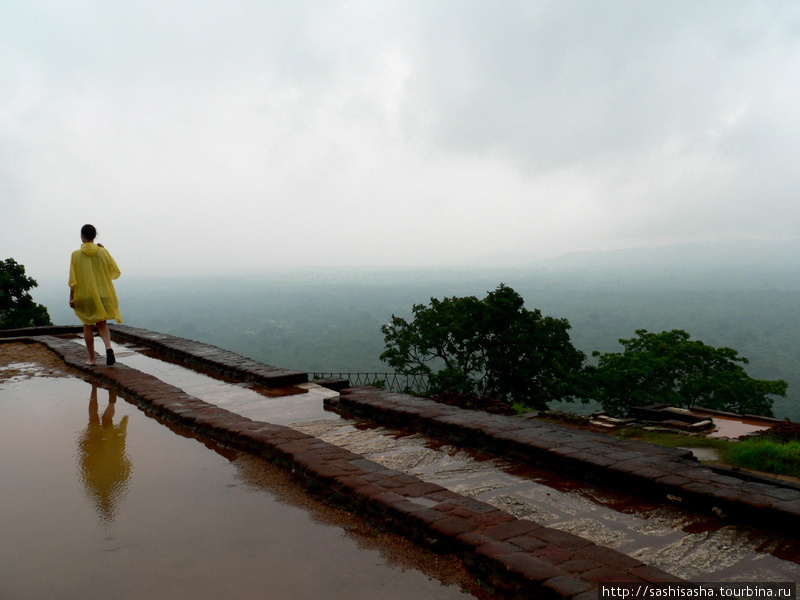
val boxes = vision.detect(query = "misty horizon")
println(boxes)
[30,260,800,423]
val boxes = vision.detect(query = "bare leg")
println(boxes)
[89,385,100,422]
[102,390,115,426]
[96,321,116,365]
[83,324,97,365]
[96,321,112,351]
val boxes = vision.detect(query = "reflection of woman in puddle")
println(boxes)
[78,385,132,526]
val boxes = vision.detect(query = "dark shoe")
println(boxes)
[106,348,116,366]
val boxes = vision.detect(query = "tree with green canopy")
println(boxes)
[380,284,585,409]
[0,258,52,329]
[586,329,787,417]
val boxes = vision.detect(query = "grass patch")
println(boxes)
[615,427,733,452]
[723,439,800,478]
[615,426,800,478]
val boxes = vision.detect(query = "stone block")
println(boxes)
[447,505,479,519]
[531,545,576,565]
[629,564,683,583]
[582,566,641,583]
[533,528,593,551]
[360,472,389,483]
[631,467,670,481]
[609,459,649,474]
[474,511,516,527]
[334,475,370,494]
[578,545,643,570]
[558,557,603,574]
[370,490,406,507]
[456,531,494,550]
[482,519,542,541]
[402,506,450,527]
[582,453,618,468]
[762,487,800,501]
[348,458,391,474]
[428,489,460,503]
[431,516,481,537]
[474,540,517,567]
[507,534,548,553]
[350,483,386,500]
[500,552,564,583]
[310,463,351,483]
[654,474,692,488]
[772,499,800,518]
[542,575,594,598]
[395,481,446,498]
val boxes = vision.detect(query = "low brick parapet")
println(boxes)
[0,323,308,387]
[331,387,800,532]
[0,325,82,338]
[111,324,308,387]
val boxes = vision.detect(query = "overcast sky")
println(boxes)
[2,1,799,281]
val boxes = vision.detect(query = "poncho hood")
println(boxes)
[80,242,100,256]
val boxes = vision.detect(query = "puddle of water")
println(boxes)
[706,415,773,439]
[0,373,488,600]
[72,338,341,425]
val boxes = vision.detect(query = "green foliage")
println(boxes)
[614,427,800,478]
[0,258,52,330]
[380,284,585,410]
[587,329,787,417]
[724,438,800,478]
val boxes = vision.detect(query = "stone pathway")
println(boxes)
[291,419,800,582]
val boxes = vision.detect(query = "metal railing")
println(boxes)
[310,372,430,395]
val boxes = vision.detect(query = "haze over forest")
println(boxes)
[37,240,800,421]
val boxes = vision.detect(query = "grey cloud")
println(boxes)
[409,1,800,170]
[2,0,800,278]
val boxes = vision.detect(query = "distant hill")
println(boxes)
[541,239,800,271]
[476,240,800,291]
[478,239,800,270]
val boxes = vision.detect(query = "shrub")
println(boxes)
[723,439,800,478]
[754,421,800,444]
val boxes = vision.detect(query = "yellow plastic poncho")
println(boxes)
[69,243,123,325]
[78,394,131,525]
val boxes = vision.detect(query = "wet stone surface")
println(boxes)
[74,336,800,584]
[289,419,800,582]
[94,342,341,425]
[8,329,800,597]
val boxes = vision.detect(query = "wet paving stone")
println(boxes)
[289,418,800,582]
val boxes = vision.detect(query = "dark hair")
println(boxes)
[81,224,97,241]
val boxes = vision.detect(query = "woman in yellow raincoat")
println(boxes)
[69,224,122,366]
